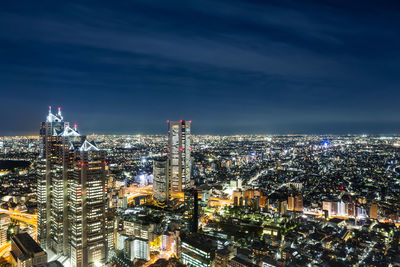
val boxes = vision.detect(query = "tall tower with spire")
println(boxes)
[37,107,108,267]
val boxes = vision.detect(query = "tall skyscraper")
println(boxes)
[69,141,107,266]
[153,157,169,205]
[37,107,108,267]
[167,120,191,194]
[184,188,199,233]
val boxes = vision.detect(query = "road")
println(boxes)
[0,208,37,226]
[0,242,11,259]
[0,209,38,263]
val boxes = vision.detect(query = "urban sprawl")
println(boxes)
[0,107,400,266]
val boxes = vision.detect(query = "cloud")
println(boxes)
[0,0,399,134]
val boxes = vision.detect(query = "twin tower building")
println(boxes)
[36,107,192,267]
[153,120,192,205]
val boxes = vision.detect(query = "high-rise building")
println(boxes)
[132,238,150,261]
[153,157,169,205]
[288,196,294,211]
[184,188,199,233]
[370,203,378,219]
[37,107,108,267]
[0,214,9,246]
[288,195,303,212]
[280,201,288,216]
[69,142,107,267]
[294,195,303,212]
[167,120,191,194]
[37,107,81,255]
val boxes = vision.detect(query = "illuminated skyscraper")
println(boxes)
[167,120,191,194]
[69,141,107,266]
[38,106,80,255]
[153,157,169,205]
[37,107,108,267]
[184,188,199,233]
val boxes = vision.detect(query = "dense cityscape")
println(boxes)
[1,1,400,266]
[0,108,399,266]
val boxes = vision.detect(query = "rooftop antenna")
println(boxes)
[48,106,52,114]
[58,107,62,116]
[74,123,78,131]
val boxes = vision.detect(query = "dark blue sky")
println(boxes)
[1,0,400,135]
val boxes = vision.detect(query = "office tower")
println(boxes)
[180,234,216,267]
[232,190,242,207]
[37,106,80,254]
[184,188,199,233]
[288,196,294,211]
[11,233,48,267]
[0,214,9,246]
[280,201,288,215]
[294,195,303,212]
[37,107,108,267]
[69,142,107,267]
[370,203,378,219]
[105,212,115,259]
[167,120,191,194]
[153,157,169,205]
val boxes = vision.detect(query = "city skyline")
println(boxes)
[1,106,400,137]
[1,1,400,135]
[1,1,400,266]
[1,108,400,266]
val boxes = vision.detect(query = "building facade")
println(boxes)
[11,233,47,267]
[167,120,191,194]
[37,107,108,267]
[184,188,199,233]
[153,157,169,205]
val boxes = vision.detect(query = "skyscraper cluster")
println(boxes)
[37,107,109,267]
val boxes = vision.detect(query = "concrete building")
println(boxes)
[153,157,169,205]
[11,233,47,267]
[167,120,191,194]
[37,107,108,267]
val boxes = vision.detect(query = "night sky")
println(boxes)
[1,0,400,135]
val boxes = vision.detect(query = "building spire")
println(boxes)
[48,106,52,114]
[58,107,62,116]
[74,123,78,131]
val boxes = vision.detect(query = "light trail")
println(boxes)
[0,209,38,226]
[0,242,11,259]
[0,209,38,263]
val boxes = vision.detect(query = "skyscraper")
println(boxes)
[69,141,107,266]
[167,120,191,194]
[152,157,169,205]
[184,188,199,233]
[38,107,80,255]
[37,107,108,267]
